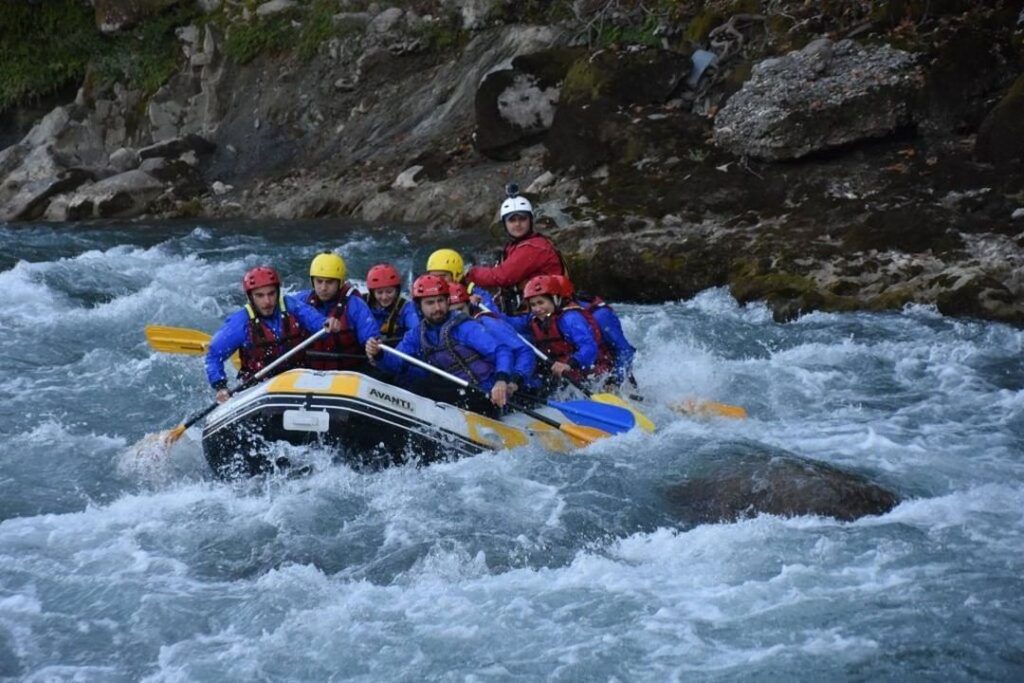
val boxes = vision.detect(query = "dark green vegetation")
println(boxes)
[0,1,199,113]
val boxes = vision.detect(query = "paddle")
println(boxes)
[376,343,608,447]
[145,325,241,370]
[671,398,748,420]
[479,306,745,422]
[474,304,655,432]
[158,327,329,447]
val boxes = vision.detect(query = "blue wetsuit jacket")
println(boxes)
[375,312,513,391]
[295,287,381,345]
[205,294,326,388]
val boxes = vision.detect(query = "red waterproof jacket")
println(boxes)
[465,233,566,291]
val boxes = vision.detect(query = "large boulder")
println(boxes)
[0,169,92,222]
[663,444,900,523]
[714,39,923,161]
[62,170,166,219]
[975,73,1024,167]
[474,48,581,160]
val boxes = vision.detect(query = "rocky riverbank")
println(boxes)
[2,0,1023,323]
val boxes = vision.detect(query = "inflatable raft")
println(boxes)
[201,368,604,478]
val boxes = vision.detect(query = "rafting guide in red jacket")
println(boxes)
[464,184,567,313]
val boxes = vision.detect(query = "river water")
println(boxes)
[1,221,1022,681]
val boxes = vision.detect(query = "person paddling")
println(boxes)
[365,263,418,344]
[365,274,513,416]
[295,251,379,371]
[554,275,637,389]
[506,274,612,388]
[206,266,343,403]
[448,282,538,395]
[464,185,567,313]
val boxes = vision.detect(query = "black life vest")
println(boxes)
[304,284,362,370]
[238,294,305,381]
[420,313,494,385]
[379,295,410,343]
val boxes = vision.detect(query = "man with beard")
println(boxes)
[365,274,512,416]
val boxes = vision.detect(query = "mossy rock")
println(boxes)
[841,208,965,254]
[560,49,690,106]
[976,73,1024,166]
[728,259,859,321]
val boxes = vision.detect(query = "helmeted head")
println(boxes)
[426,248,464,282]
[523,274,561,317]
[500,195,534,239]
[552,275,575,299]
[366,263,402,308]
[448,281,470,311]
[309,252,346,302]
[243,266,281,293]
[242,266,282,317]
[366,263,401,290]
[412,273,450,323]
[309,252,346,281]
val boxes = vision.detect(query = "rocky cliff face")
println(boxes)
[2,0,1023,324]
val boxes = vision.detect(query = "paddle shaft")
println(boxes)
[177,328,329,432]
[376,343,574,434]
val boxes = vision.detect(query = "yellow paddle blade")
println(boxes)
[164,424,188,444]
[145,325,210,354]
[560,422,610,447]
[144,325,241,369]
[672,398,748,420]
[591,393,656,432]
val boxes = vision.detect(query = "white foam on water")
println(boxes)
[4,224,1024,680]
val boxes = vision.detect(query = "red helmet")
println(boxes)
[242,266,281,293]
[552,275,575,298]
[523,275,561,299]
[412,274,449,299]
[448,282,470,305]
[366,263,401,290]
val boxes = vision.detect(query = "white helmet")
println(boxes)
[500,196,533,221]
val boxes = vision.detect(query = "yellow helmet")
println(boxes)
[426,248,464,281]
[309,252,346,281]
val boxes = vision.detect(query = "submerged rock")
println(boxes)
[663,444,900,523]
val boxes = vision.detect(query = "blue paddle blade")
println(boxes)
[548,400,636,434]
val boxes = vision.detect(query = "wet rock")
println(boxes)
[975,73,1024,166]
[714,39,923,161]
[663,445,900,523]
